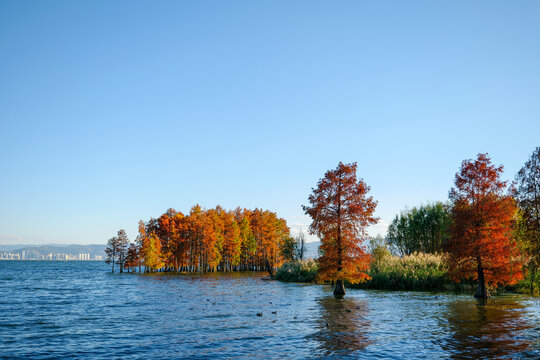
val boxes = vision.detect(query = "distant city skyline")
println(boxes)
[0,243,105,260]
[1,1,539,245]
[0,251,102,261]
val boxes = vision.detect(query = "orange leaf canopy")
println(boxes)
[448,153,524,286]
[303,162,378,284]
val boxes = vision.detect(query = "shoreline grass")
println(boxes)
[274,260,318,283]
[353,252,453,291]
[275,253,496,294]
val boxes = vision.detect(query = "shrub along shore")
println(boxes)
[275,253,537,296]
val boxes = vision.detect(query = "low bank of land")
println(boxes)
[275,253,539,296]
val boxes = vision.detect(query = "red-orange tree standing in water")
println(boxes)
[447,153,523,298]
[303,162,378,297]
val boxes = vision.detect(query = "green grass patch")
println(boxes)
[274,260,318,283]
[351,252,454,291]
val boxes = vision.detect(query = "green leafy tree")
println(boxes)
[105,236,118,273]
[387,202,451,255]
[280,236,297,262]
[368,235,391,268]
[514,146,540,293]
[116,229,129,273]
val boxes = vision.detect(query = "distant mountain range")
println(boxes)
[0,244,106,258]
[303,241,320,259]
[0,241,320,260]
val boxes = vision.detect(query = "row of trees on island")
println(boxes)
[302,147,539,298]
[106,206,307,275]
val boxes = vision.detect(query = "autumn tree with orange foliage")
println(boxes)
[222,210,241,271]
[135,220,147,272]
[250,208,290,276]
[303,162,378,297]
[143,232,164,272]
[447,153,523,298]
[124,243,139,273]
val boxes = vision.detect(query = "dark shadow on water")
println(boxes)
[439,296,534,359]
[308,294,371,358]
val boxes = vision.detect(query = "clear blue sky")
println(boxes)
[1,1,539,245]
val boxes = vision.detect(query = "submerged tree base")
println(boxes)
[474,286,491,299]
[333,279,345,298]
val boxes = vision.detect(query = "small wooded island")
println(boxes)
[106,147,540,298]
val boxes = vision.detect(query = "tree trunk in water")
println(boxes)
[333,279,345,297]
[265,258,273,277]
[474,263,490,298]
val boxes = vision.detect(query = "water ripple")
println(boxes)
[0,261,538,359]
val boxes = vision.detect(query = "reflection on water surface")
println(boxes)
[441,297,537,359]
[311,296,371,357]
[0,261,538,359]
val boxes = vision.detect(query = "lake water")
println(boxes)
[0,261,539,359]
